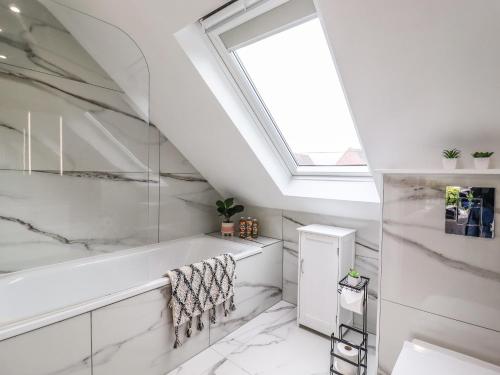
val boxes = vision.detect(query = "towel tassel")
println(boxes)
[230,296,236,311]
[223,301,229,317]
[173,326,181,349]
[197,315,204,331]
[210,306,217,324]
[186,318,193,338]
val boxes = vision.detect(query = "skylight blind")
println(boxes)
[212,0,316,50]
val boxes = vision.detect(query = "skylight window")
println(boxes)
[204,0,368,176]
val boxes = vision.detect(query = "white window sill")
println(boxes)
[283,175,379,203]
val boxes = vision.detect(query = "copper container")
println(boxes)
[239,217,246,238]
[245,217,253,238]
[251,219,259,238]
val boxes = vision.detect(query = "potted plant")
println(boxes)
[347,268,360,286]
[472,151,494,170]
[442,148,461,170]
[216,198,244,236]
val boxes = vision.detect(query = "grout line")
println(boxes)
[90,311,94,375]
[381,298,500,334]
[281,209,284,295]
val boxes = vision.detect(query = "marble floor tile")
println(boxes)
[166,348,251,375]
[171,301,377,375]
[211,301,295,357]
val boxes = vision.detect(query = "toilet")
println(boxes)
[393,340,500,375]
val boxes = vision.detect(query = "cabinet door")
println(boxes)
[299,233,339,335]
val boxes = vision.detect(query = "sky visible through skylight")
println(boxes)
[235,18,365,166]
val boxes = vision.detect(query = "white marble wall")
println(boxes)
[210,241,283,344]
[379,174,500,373]
[92,286,211,375]
[0,1,220,273]
[91,242,282,375]
[0,313,91,375]
[242,206,380,334]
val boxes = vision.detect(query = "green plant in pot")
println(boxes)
[347,268,360,286]
[216,198,244,236]
[472,151,494,170]
[442,148,460,170]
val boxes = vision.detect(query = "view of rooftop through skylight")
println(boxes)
[235,17,366,167]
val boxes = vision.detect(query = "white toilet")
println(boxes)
[393,340,500,375]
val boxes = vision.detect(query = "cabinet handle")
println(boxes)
[300,258,304,274]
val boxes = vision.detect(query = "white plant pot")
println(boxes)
[347,275,360,286]
[442,158,458,170]
[473,157,490,170]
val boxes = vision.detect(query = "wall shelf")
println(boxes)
[375,169,500,175]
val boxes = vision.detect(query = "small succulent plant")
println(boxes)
[348,268,360,278]
[472,151,494,158]
[442,148,461,159]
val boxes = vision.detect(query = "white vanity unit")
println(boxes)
[296,225,355,336]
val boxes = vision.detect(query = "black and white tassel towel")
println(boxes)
[166,253,236,348]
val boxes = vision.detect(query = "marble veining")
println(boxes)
[0,0,120,89]
[379,174,500,372]
[159,173,208,182]
[0,214,94,250]
[0,122,23,134]
[0,1,222,272]
[384,227,500,283]
[0,312,92,375]
[0,68,139,121]
[31,170,156,183]
[169,301,377,375]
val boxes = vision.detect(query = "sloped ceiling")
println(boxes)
[55,0,500,220]
[318,0,500,170]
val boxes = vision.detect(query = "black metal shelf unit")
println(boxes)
[330,275,370,375]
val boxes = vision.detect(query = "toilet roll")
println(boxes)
[340,288,364,314]
[334,342,359,375]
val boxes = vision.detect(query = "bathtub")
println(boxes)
[0,234,263,341]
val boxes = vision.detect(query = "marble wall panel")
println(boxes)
[378,299,500,374]
[382,175,500,331]
[0,170,155,272]
[379,174,500,372]
[92,286,210,375]
[209,242,283,344]
[0,37,220,272]
[157,173,221,242]
[0,313,91,375]
[0,0,120,90]
[0,64,149,172]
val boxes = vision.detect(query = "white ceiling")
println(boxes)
[54,0,500,220]
[318,0,500,170]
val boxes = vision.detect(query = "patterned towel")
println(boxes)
[166,253,236,348]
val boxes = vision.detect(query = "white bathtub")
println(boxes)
[0,234,261,341]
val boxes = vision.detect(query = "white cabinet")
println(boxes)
[297,224,355,336]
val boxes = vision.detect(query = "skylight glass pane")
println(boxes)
[235,18,366,167]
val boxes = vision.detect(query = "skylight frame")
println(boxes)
[204,0,370,178]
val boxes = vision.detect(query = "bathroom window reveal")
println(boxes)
[203,0,369,176]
